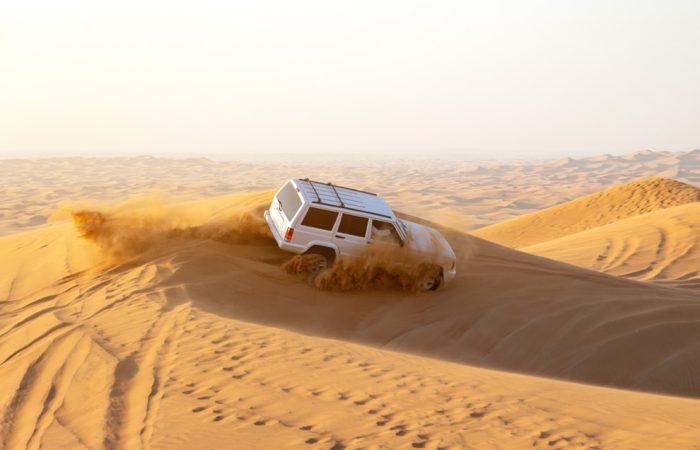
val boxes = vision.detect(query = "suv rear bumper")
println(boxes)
[264,210,306,254]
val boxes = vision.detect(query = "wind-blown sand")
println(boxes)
[1,152,700,449]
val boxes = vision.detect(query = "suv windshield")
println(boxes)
[277,182,302,221]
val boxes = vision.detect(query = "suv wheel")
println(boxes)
[308,255,328,274]
[417,263,443,291]
[420,275,442,291]
[304,246,336,275]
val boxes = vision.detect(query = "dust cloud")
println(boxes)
[284,247,444,292]
[56,196,273,261]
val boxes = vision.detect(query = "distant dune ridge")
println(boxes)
[2,152,700,448]
[473,177,700,248]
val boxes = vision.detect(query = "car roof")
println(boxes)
[292,178,396,221]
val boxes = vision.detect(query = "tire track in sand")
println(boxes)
[1,330,90,450]
[102,290,190,450]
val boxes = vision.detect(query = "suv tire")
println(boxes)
[417,263,443,291]
[420,275,442,291]
[304,246,336,274]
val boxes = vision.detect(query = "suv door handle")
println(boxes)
[335,235,345,239]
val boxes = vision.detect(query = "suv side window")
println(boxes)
[301,207,338,231]
[370,220,401,244]
[337,213,369,238]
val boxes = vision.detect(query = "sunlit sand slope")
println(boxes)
[524,203,700,289]
[2,192,700,449]
[0,225,99,301]
[473,178,700,248]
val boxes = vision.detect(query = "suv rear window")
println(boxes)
[277,182,302,221]
[337,214,368,237]
[301,207,338,231]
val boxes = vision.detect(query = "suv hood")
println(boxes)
[402,220,456,262]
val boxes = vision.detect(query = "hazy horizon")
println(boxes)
[2,0,699,160]
[1,148,698,165]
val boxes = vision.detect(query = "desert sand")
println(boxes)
[1,150,700,449]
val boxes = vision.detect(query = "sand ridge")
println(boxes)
[473,177,700,248]
[524,202,700,289]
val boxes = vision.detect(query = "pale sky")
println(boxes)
[1,0,699,160]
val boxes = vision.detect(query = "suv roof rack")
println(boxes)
[301,178,377,197]
[298,178,392,219]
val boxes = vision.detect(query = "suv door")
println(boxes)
[333,213,370,256]
[296,207,340,247]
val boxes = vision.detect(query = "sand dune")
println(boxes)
[2,149,698,237]
[473,177,700,248]
[3,190,700,449]
[524,203,700,289]
[2,155,700,448]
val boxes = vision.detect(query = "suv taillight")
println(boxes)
[284,227,294,241]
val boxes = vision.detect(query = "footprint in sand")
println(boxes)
[411,434,430,448]
[391,424,408,436]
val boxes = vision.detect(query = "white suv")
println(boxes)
[264,178,457,290]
